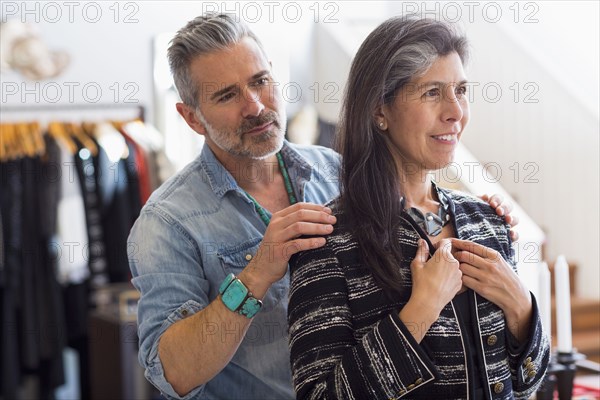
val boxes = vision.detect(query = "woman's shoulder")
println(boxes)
[443,188,502,221]
[290,198,360,271]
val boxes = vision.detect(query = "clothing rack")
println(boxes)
[0,103,145,123]
[0,103,155,400]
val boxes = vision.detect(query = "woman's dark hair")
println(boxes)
[336,16,469,296]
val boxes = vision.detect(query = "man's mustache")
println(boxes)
[239,111,279,133]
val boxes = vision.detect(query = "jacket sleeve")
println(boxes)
[288,245,440,400]
[501,222,551,399]
[507,294,551,399]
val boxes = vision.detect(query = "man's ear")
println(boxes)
[175,102,207,135]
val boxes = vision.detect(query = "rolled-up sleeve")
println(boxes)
[128,207,208,399]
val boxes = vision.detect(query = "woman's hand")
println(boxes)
[400,239,462,342]
[480,193,520,242]
[451,238,532,342]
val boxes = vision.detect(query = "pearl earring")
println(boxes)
[379,122,385,128]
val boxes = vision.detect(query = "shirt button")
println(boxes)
[245,254,253,261]
[487,334,498,346]
[494,382,504,394]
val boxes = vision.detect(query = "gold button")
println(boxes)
[494,382,504,394]
[525,362,534,370]
[487,335,498,346]
[527,370,537,378]
[525,357,532,363]
[398,389,406,395]
[407,384,415,390]
[415,378,424,385]
[245,254,252,261]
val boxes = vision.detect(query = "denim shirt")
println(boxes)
[128,141,340,400]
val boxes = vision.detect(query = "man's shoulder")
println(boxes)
[286,142,340,164]
[143,157,215,217]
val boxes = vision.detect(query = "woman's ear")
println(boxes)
[373,105,387,131]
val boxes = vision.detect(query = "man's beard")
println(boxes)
[198,110,286,160]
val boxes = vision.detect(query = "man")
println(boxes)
[128,14,518,400]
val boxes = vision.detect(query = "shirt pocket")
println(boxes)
[217,238,286,313]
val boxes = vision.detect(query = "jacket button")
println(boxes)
[487,335,498,346]
[525,361,535,370]
[415,378,424,385]
[527,370,537,378]
[245,254,253,261]
[493,382,504,394]
[525,356,532,363]
[407,384,415,390]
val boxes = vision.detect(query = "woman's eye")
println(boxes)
[424,88,440,97]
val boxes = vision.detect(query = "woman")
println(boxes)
[288,16,549,400]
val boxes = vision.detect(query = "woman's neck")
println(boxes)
[399,170,438,211]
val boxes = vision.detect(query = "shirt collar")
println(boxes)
[199,140,313,200]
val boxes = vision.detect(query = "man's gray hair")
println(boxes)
[167,14,267,109]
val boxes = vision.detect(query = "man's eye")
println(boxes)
[456,86,467,96]
[218,92,236,103]
[254,77,269,86]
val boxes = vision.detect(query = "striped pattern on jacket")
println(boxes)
[288,189,550,400]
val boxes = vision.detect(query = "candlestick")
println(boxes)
[554,255,572,353]
[538,262,552,341]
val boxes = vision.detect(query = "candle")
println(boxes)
[554,255,572,352]
[538,262,552,342]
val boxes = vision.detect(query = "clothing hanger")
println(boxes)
[30,122,45,157]
[66,122,98,156]
[0,124,15,161]
[48,121,78,154]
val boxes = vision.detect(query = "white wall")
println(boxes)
[1,1,312,116]
[464,12,599,298]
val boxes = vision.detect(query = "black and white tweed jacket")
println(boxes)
[288,190,550,400]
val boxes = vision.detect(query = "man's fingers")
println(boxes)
[509,229,519,242]
[276,208,337,229]
[283,237,327,258]
[488,193,504,209]
[281,221,334,239]
[275,202,332,218]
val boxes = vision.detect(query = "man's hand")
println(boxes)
[480,193,520,242]
[240,203,336,297]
